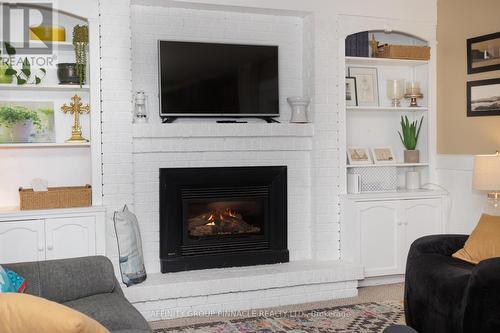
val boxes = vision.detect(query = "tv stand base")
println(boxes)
[259,117,280,123]
[161,117,177,123]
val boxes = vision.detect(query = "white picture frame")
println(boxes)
[371,147,396,164]
[347,147,372,165]
[348,67,379,107]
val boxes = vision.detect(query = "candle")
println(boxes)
[406,81,421,95]
[387,79,404,107]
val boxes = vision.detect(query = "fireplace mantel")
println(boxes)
[132,123,314,139]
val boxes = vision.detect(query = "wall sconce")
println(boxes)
[134,91,148,123]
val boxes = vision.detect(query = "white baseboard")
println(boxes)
[358,274,405,287]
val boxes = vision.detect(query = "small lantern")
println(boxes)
[134,91,148,123]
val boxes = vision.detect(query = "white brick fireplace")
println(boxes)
[99,0,356,320]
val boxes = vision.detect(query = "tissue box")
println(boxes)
[19,185,92,210]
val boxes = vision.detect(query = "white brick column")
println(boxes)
[99,0,135,270]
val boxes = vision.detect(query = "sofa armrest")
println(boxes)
[463,257,500,333]
[407,234,468,260]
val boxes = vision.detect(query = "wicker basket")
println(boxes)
[376,44,430,60]
[19,185,92,210]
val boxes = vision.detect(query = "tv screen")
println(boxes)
[158,41,279,118]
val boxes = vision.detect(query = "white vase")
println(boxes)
[287,97,310,123]
[12,120,33,143]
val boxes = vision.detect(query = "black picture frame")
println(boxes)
[345,76,358,106]
[467,78,500,117]
[467,32,500,74]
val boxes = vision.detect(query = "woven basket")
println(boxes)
[376,44,430,60]
[19,185,92,210]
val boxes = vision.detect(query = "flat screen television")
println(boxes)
[158,41,279,121]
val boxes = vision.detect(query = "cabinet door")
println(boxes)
[356,202,402,277]
[45,217,96,260]
[0,220,45,263]
[401,199,442,266]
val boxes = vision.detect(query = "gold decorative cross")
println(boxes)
[61,95,90,143]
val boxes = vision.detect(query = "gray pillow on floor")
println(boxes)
[113,205,147,286]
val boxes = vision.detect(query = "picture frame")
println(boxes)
[467,78,500,117]
[345,77,358,106]
[371,147,396,164]
[0,101,55,144]
[348,67,379,107]
[467,32,500,74]
[347,147,372,165]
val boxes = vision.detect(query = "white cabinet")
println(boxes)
[342,194,445,278]
[0,207,105,264]
[357,202,400,276]
[45,217,96,260]
[0,220,45,263]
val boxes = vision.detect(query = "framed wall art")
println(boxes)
[0,101,55,144]
[347,147,372,165]
[348,67,379,107]
[467,32,500,74]
[345,77,358,106]
[467,78,500,117]
[371,147,396,164]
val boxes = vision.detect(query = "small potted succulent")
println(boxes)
[0,106,42,143]
[398,115,423,163]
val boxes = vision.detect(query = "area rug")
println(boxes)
[153,300,405,333]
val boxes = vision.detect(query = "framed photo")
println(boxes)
[467,32,500,74]
[371,147,396,164]
[467,78,500,117]
[348,67,379,107]
[0,101,55,144]
[345,77,358,106]
[347,147,372,165]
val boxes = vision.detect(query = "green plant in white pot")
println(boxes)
[0,106,42,143]
[398,115,423,163]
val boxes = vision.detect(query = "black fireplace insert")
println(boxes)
[159,166,288,273]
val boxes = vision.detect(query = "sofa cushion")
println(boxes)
[0,293,110,333]
[64,292,151,332]
[453,214,500,264]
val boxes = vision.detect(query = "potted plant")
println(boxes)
[398,115,423,163]
[0,106,42,143]
[73,25,89,87]
[3,42,46,85]
[0,43,13,84]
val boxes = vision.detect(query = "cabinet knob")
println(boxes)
[37,244,44,252]
[397,221,403,226]
[47,244,54,251]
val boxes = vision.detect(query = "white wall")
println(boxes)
[436,155,484,233]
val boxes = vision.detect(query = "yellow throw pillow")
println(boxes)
[453,214,500,264]
[0,293,110,333]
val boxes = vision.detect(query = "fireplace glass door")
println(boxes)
[184,198,265,240]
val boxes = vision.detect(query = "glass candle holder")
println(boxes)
[387,79,405,107]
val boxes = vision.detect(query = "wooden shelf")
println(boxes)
[347,106,428,112]
[344,189,447,201]
[347,163,429,168]
[346,56,428,67]
[0,143,91,149]
[0,84,89,92]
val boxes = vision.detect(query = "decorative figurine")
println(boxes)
[61,95,90,143]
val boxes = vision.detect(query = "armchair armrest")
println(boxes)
[407,234,468,261]
[463,257,500,333]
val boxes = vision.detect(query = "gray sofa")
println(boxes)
[4,256,152,333]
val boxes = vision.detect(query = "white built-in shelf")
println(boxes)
[347,163,429,168]
[1,40,74,51]
[347,106,428,112]
[345,188,447,201]
[0,143,91,149]
[346,56,428,67]
[0,84,89,92]
[0,205,105,222]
